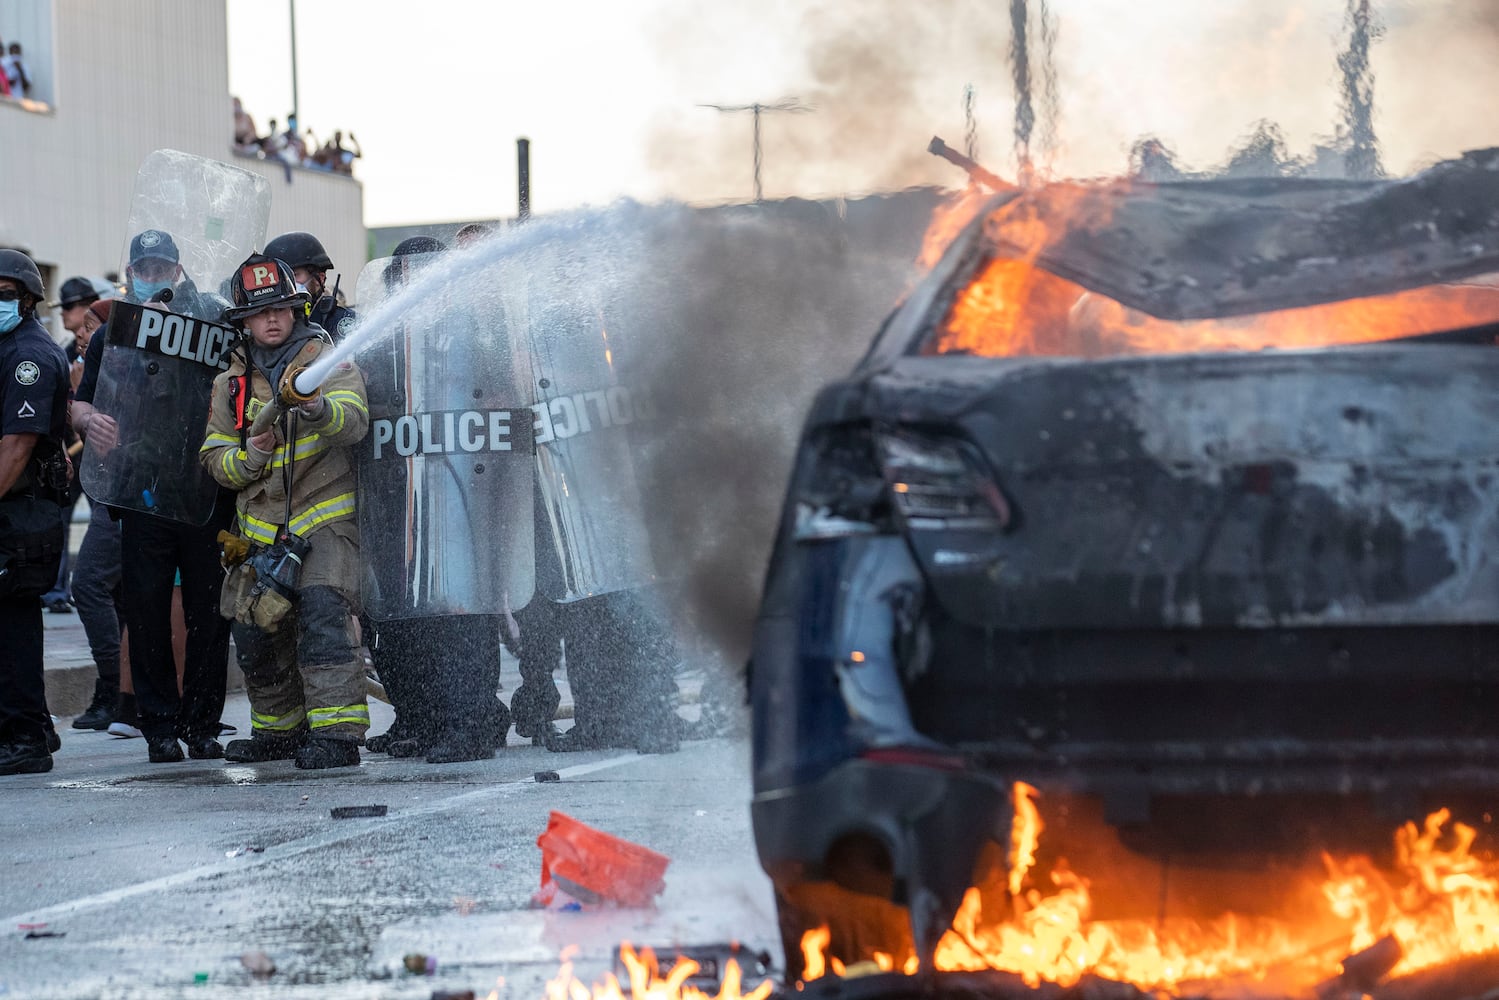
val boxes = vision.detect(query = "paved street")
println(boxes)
[0,694,776,1000]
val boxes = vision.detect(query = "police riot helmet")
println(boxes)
[383,236,447,290]
[224,253,310,323]
[0,249,45,303]
[263,231,334,272]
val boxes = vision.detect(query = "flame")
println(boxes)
[797,786,1499,994]
[521,944,774,1000]
[917,186,994,270]
[1008,782,1041,897]
[925,188,1499,358]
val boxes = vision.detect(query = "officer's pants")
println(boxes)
[231,522,368,742]
[0,594,49,748]
[71,503,124,688]
[373,616,508,747]
[121,507,233,743]
[510,598,563,739]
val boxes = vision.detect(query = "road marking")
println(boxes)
[5,753,639,926]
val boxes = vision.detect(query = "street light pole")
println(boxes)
[289,0,300,126]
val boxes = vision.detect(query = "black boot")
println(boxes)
[225,731,306,763]
[0,741,52,775]
[147,736,185,763]
[425,735,495,764]
[294,737,361,770]
[71,679,119,730]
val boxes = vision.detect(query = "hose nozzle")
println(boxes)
[279,365,319,406]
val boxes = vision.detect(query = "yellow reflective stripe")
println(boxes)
[267,434,327,470]
[219,448,253,487]
[240,491,356,545]
[324,389,366,413]
[288,492,356,536]
[205,434,258,488]
[321,391,366,437]
[307,704,370,728]
[239,513,278,545]
[251,708,307,732]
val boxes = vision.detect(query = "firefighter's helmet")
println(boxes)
[224,254,309,323]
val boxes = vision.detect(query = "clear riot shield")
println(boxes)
[520,241,659,603]
[80,150,270,524]
[354,251,536,620]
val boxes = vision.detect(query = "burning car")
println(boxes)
[749,149,1499,990]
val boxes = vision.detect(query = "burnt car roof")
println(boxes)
[986,147,1499,321]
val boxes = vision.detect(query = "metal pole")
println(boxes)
[517,137,531,223]
[752,105,763,202]
[289,0,300,126]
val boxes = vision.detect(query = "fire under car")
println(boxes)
[749,149,1499,982]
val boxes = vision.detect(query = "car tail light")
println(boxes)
[876,430,1012,531]
[792,427,896,541]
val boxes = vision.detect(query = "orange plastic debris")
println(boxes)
[534,811,670,908]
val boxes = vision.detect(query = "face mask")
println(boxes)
[0,300,21,334]
[133,278,171,302]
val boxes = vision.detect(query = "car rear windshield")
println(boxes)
[919,255,1499,359]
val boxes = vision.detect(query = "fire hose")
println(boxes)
[245,364,323,439]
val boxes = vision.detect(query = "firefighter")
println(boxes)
[262,231,356,342]
[201,254,371,769]
[0,250,69,775]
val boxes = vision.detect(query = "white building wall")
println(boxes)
[0,0,363,315]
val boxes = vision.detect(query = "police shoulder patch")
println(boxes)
[15,361,40,386]
[337,315,354,336]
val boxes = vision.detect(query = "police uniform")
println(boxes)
[310,296,356,344]
[97,232,237,763]
[0,303,70,772]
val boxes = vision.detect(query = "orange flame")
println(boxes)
[917,186,994,270]
[924,187,1499,358]
[1008,782,1041,898]
[527,944,775,1000]
[797,786,1499,993]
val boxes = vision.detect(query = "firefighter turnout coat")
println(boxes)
[200,328,373,741]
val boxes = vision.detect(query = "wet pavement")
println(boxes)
[0,694,776,999]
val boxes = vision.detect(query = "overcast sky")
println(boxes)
[227,0,1499,228]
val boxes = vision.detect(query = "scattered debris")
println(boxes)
[224,845,265,858]
[404,953,437,975]
[452,896,477,916]
[533,810,669,908]
[535,770,561,783]
[613,943,775,996]
[239,950,276,979]
[331,805,388,819]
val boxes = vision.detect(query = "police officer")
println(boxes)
[0,250,71,775]
[262,232,355,342]
[76,231,238,763]
[202,254,372,769]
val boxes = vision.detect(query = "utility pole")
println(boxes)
[289,0,300,126]
[700,98,813,202]
[517,137,531,223]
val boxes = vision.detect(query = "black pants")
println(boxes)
[373,615,508,747]
[71,503,124,687]
[120,507,233,742]
[0,594,49,748]
[516,592,679,748]
[510,599,563,738]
